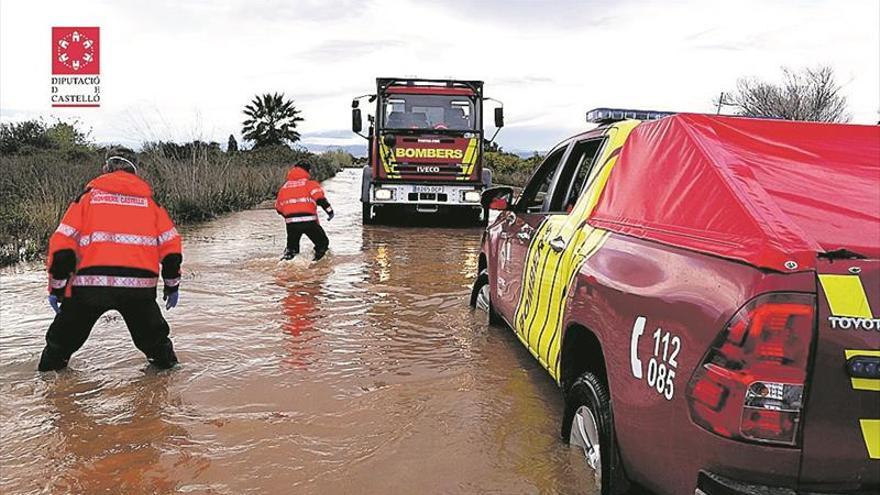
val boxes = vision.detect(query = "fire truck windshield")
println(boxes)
[381,94,477,131]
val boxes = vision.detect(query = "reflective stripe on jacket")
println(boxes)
[47,171,182,292]
[275,167,327,220]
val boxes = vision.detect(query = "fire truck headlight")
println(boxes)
[463,190,481,203]
[374,188,393,201]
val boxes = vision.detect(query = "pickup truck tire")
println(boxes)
[362,202,374,225]
[470,269,503,325]
[562,372,629,495]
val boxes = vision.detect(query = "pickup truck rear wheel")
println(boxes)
[562,372,629,495]
[470,269,503,325]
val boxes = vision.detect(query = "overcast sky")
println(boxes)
[1,0,878,151]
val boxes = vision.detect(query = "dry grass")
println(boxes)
[0,146,339,266]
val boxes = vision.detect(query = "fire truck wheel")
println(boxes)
[562,372,629,495]
[470,269,503,325]
[362,203,374,225]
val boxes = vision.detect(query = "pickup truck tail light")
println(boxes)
[686,293,816,446]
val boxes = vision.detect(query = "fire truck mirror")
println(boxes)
[352,108,362,133]
[494,107,505,128]
[383,134,397,148]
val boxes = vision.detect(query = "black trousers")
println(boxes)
[41,288,176,370]
[286,221,329,253]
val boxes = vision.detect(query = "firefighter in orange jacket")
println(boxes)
[275,163,334,261]
[39,147,182,371]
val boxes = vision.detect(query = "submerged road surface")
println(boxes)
[0,169,593,494]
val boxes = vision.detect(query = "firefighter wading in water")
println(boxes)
[38,147,182,372]
[275,162,334,261]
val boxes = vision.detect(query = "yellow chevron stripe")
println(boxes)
[378,135,398,177]
[819,274,874,318]
[851,379,880,392]
[509,121,639,383]
[845,350,880,459]
[462,138,478,177]
[860,419,880,459]
[844,349,880,392]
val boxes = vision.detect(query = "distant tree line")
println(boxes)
[0,119,93,157]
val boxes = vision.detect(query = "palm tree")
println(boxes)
[241,93,304,148]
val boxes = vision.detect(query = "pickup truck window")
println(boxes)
[556,138,605,213]
[517,145,568,213]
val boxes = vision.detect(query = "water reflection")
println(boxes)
[277,269,323,370]
[41,371,202,494]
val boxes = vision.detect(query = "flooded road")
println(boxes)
[0,169,592,494]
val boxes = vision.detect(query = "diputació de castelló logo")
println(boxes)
[51,27,101,108]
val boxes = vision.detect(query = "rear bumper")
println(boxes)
[696,471,796,495]
[695,471,874,495]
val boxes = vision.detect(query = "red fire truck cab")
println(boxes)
[352,78,504,224]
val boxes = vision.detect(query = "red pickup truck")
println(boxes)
[471,111,880,494]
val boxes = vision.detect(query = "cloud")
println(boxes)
[494,76,555,87]
[423,0,625,28]
[683,28,717,42]
[1,0,877,152]
[299,39,405,62]
[231,0,373,23]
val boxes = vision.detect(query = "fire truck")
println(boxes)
[351,78,504,224]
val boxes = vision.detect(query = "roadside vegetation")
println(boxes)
[0,94,342,266]
[484,150,543,187]
[321,148,359,168]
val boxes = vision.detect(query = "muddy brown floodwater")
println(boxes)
[0,169,593,494]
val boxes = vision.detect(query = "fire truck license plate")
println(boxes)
[414,185,444,193]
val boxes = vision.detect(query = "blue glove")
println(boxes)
[327,209,335,221]
[48,295,61,314]
[164,290,179,310]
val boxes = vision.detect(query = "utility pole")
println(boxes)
[715,92,726,114]
[714,91,737,115]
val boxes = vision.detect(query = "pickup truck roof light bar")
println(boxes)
[586,107,676,125]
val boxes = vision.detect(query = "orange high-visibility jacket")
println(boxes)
[47,171,182,293]
[275,166,329,223]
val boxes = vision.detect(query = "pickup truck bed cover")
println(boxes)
[589,114,880,271]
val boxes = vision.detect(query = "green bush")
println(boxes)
[484,151,543,187]
[320,149,356,169]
